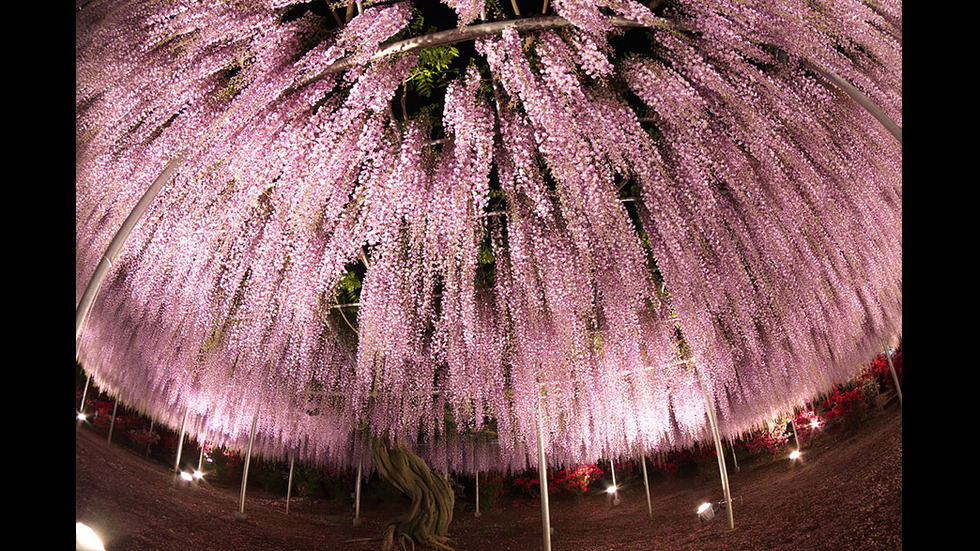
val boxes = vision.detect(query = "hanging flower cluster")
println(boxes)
[76,0,901,472]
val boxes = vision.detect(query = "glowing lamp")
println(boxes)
[789,449,801,460]
[180,471,194,482]
[193,470,204,480]
[810,420,820,429]
[77,412,88,421]
[697,502,715,521]
[76,522,106,551]
[605,486,618,494]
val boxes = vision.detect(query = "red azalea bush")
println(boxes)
[127,427,161,448]
[553,464,605,493]
[792,409,824,443]
[649,449,701,479]
[692,446,722,478]
[512,464,605,496]
[868,346,902,389]
[478,472,505,509]
[821,385,868,429]
[743,422,790,455]
[652,453,681,477]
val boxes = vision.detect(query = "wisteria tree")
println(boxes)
[76,0,901,548]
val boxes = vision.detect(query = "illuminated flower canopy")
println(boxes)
[76,0,901,473]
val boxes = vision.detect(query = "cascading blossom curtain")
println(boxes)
[76,0,901,472]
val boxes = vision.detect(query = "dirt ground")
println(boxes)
[76,401,902,551]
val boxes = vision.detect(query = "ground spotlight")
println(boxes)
[193,469,205,480]
[605,486,617,494]
[789,449,801,460]
[180,471,194,482]
[697,502,715,522]
[76,522,106,551]
[77,412,88,421]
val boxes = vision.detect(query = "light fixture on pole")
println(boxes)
[76,522,106,551]
[697,502,715,522]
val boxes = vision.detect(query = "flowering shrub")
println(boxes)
[649,450,699,478]
[127,428,160,448]
[743,417,791,455]
[867,346,902,389]
[868,354,890,385]
[478,473,505,509]
[553,464,604,493]
[656,456,679,477]
[821,385,868,428]
[512,464,604,496]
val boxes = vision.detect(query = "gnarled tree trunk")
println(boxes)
[370,438,455,551]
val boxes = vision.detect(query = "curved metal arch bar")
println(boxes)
[801,59,902,144]
[299,14,901,144]
[292,15,663,88]
[75,154,186,343]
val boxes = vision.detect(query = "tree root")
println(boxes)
[370,438,455,551]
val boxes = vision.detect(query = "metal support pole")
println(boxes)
[475,471,481,517]
[147,419,155,456]
[107,400,119,444]
[78,374,91,418]
[174,410,189,475]
[702,385,734,530]
[353,458,363,526]
[641,455,653,520]
[536,397,552,551]
[790,418,800,450]
[198,446,205,472]
[729,440,740,473]
[75,156,186,342]
[286,457,295,515]
[609,458,620,506]
[236,410,260,520]
[882,340,902,407]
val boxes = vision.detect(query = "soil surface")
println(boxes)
[76,403,902,551]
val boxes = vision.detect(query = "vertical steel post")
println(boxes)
[107,400,119,444]
[353,457,363,526]
[729,439,740,473]
[882,340,902,407]
[237,410,259,519]
[475,470,481,517]
[536,394,552,551]
[78,374,91,418]
[354,457,364,526]
[147,419,155,456]
[702,384,734,529]
[174,410,189,475]
[641,455,653,520]
[286,457,295,514]
[609,458,620,506]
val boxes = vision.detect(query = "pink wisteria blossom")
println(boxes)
[77,0,901,472]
